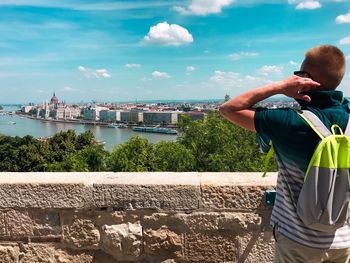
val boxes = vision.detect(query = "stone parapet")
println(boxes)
[0,172,277,262]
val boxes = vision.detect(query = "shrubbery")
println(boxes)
[0,111,277,172]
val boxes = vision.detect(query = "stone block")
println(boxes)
[0,246,17,262]
[63,217,100,249]
[236,231,275,263]
[30,210,61,237]
[92,251,118,263]
[0,184,93,209]
[184,233,237,262]
[218,213,262,232]
[143,228,182,258]
[17,244,94,263]
[201,185,267,210]
[101,222,142,261]
[142,213,189,233]
[54,248,94,263]
[19,244,56,263]
[4,210,33,237]
[94,211,139,226]
[93,185,200,211]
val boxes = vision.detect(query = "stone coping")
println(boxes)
[0,172,277,185]
[0,172,277,210]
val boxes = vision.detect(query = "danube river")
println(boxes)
[0,107,177,151]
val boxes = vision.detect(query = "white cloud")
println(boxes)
[141,77,152,82]
[228,52,259,61]
[289,60,299,66]
[340,36,350,45]
[62,86,74,92]
[336,11,350,24]
[125,63,141,68]
[78,65,111,78]
[173,0,234,16]
[143,22,193,46]
[257,65,283,76]
[152,71,171,79]
[186,66,196,73]
[296,1,321,10]
[209,70,271,89]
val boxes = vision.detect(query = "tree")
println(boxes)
[108,136,154,172]
[47,130,78,162]
[224,94,231,102]
[177,110,277,172]
[153,141,195,171]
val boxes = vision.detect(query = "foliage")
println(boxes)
[107,136,154,172]
[153,141,195,171]
[0,113,276,172]
[0,135,48,171]
[177,110,277,172]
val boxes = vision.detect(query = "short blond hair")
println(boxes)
[302,45,346,89]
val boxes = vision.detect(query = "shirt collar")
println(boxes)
[295,90,345,109]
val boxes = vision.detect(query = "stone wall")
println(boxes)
[0,172,277,263]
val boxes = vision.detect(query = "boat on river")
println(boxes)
[108,123,127,128]
[132,126,177,135]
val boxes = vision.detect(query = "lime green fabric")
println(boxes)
[306,136,350,174]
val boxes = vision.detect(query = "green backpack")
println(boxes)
[264,110,350,232]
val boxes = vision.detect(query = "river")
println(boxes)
[0,107,177,151]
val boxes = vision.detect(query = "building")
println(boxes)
[143,111,178,125]
[21,105,34,113]
[100,110,119,123]
[130,110,144,124]
[83,106,108,121]
[51,106,81,120]
[120,111,131,123]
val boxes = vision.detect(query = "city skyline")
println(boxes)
[0,0,350,103]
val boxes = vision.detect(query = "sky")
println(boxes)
[0,0,350,103]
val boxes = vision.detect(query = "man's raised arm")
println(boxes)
[219,75,320,132]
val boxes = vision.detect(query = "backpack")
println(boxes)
[263,110,350,232]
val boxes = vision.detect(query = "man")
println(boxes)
[219,45,350,263]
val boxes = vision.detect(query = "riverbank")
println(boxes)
[0,112,177,151]
[19,113,179,129]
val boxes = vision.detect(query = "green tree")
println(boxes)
[177,110,276,172]
[153,141,195,171]
[108,136,154,172]
[76,130,95,150]
[224,94,231,102]
[47,130,78,162]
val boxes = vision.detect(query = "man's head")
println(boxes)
[300,45,346,90]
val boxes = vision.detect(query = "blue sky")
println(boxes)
[0,0,349,103]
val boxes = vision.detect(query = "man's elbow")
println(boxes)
[219,104,236,117]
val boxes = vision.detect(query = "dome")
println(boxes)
[50,92,59,105]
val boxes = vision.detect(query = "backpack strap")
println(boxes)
[297,110,332,139]
[345,116,350,137]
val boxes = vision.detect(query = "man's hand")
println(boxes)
[277,75,320,102]
[219,75,320,132]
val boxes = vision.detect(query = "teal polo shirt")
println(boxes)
[254,90,350,249]
[255,90,350,172]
